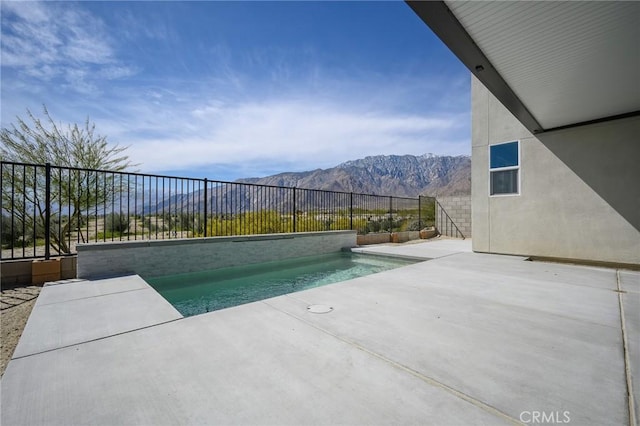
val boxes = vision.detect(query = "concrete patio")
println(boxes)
[1,239,637,425]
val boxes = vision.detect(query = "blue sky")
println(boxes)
[1,1,470,181]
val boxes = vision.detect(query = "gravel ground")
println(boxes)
[1,285,41,377]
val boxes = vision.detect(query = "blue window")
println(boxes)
[490,141,519,169]
[490,141,519,195]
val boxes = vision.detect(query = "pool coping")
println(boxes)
[76,230,355,251]
[11,274,183,359]
[349,248,433,263]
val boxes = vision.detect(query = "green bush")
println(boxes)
[105,212,130,235]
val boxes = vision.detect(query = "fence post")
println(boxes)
[44,163,51,260]
[292,187,297,232]
[389,196,393,233]
[349,192,353,230]
[203,178,208,237]
[0,163,3,257]
[435,198,439,234]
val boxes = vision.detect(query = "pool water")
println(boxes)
[146,252,419,317]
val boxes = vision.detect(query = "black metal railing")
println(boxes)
[1,161,437,260]
[435,200,465,239]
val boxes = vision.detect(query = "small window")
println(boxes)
[490,141,519,195]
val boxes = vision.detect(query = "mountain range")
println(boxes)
[238,153,471,197]
[127,153,470,215]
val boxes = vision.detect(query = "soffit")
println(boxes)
[410,1,640,132]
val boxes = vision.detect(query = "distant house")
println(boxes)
[409,1,640,267]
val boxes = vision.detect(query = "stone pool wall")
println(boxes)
[77,231,357,279]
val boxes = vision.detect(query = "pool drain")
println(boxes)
[307,305,333,314]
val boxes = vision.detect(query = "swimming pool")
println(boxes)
[146,252,420,317]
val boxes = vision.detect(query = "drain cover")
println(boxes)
[307,305,333,314]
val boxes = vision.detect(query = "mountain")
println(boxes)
[237,154,471,197]
[126,153,470,215]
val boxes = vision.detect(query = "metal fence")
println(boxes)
[1,161,436,260]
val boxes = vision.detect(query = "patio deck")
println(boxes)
[1,239,637,425]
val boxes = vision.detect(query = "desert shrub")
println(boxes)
[105,212,130,235]
[404,220,423,231]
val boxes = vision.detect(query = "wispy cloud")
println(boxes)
[1,1,135,94]
[96,83,469,178]
[113,7,174,43]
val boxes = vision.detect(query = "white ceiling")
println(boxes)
[444,1,639,130]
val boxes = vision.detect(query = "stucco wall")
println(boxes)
[77,231,357,279]
[472,76,640,266]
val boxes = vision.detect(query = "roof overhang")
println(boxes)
[407,1,640,134]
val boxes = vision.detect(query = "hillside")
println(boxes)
[238,153,471,197]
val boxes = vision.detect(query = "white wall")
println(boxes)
[472,76,640,266]
[77,231,357,279]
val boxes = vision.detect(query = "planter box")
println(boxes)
[60,257,77,280]
[0,260,33,287]
[391,231,420,244]
[357,233,391,245]
[420,228,438,239]
[32,258,61,285]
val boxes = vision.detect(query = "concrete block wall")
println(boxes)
[436,195,472,238]
[77,231,357,280]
